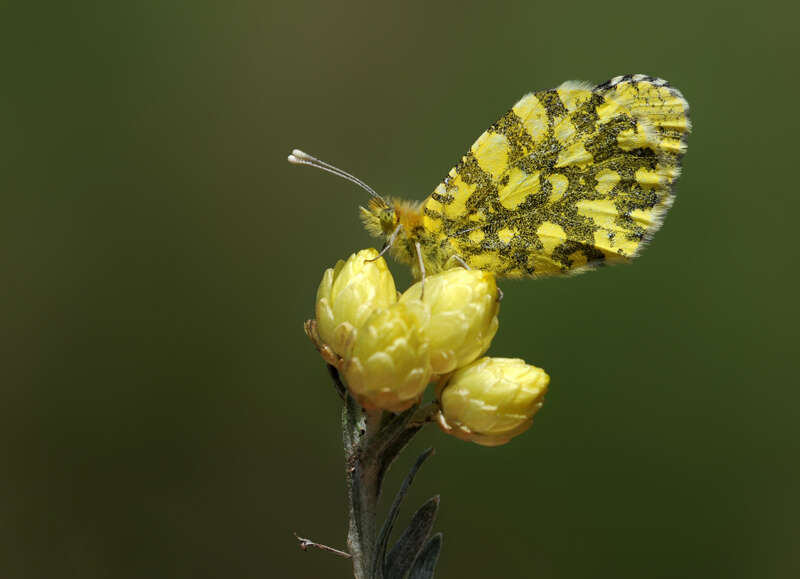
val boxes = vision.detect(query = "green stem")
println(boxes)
[343,395,382,579]
[343,396,432,578]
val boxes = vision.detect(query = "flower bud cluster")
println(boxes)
[312,248,549,445]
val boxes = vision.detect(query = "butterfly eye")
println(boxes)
[379,208,397,232]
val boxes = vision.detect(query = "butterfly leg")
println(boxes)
[415,241,426,300]
[366,224,403,262]
[442,254,471,271]
[452,255,471,270]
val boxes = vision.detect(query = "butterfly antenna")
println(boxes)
[288,149,387,204]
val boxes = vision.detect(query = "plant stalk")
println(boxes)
[343,395,382,579]
[342,389,440,578]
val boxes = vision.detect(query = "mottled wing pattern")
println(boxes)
[421,74,690,277]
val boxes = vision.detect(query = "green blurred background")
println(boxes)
[3,1,799,577]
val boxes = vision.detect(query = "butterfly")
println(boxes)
[290,74,690,280]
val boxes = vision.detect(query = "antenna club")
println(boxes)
[291,148,311,159]
[288,148,314,164]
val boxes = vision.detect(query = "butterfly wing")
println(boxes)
[421,75,690,278]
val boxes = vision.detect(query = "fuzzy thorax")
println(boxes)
[359,198,432,270]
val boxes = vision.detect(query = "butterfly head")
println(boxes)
[360,197,398,238]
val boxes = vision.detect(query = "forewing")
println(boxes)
[421,76,690,277]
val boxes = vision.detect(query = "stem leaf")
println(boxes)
[384,495,440,579]
[408,533,443,579]
[372,448,435,578]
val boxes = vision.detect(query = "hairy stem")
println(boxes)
[343,395,382,578]
[343,395,431,578]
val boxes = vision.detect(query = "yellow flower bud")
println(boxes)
[343,300,432,413]
[401,269,500,374]
[315,249,397,357]
[437,357,549,446]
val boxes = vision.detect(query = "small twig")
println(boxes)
[294,532,352,559]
